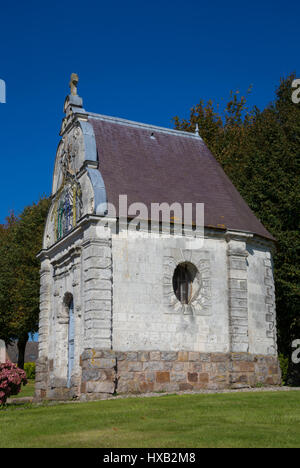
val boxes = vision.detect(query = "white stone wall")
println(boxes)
[111,229,277,356]
[111,231,229,353]
[81,226,112,350]
[38,259,52,358]
[47,238,84,387]
[247,244,277,355]
[39,222,114,388]
[226,234,250,353]
[38,221,277,396]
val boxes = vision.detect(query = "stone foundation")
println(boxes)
[35,356,80,400]
[78,349,281,401]
[35,357,49,400]
[36,349,281,401]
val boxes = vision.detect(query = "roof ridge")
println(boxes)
[88,112,203,140]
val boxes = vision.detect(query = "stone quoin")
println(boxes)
[35,75,280,400]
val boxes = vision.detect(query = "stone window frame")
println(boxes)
[163,248,211,315]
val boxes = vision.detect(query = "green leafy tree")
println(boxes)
[0,197,50,368]
[0,214,19,345]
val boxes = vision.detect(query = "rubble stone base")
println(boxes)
[35,350,281,401]
[35,357,49,400]
[80,349,281,399]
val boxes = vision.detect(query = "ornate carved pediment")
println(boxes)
[51,127,84,241]
[43,74,105,248]
[51,175,82,242]
[60,128,81,177]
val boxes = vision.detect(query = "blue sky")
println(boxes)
[0,0,299,224]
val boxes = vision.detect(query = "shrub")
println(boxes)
[24,362,36,380]
[279,354,289,385]
[0,361,27,405]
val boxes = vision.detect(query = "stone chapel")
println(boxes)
[35,75,281,400]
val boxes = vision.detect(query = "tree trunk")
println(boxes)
[17,333,28,369]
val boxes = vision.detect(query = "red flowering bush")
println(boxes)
[0,361,27,405]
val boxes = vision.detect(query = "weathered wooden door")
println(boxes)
[67,298,75,388]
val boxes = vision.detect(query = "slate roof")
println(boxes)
[89,114,274,241]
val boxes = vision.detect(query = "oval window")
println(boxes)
[172,262,198,305]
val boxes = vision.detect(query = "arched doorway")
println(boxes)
[66,295,75,388]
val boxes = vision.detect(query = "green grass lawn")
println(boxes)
[11,379,35,399]
[1,391,300,448]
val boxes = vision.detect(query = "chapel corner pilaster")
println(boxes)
[225,231,252,354]
[38,257,52,358]
[82,234,113,350]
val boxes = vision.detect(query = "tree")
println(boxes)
[0,214,19,345]
[174,74,300,383]
[0,197,51,368]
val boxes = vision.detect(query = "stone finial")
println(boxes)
[69,73,79,96]
[61,74,85,134]
[195,123,200,137]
